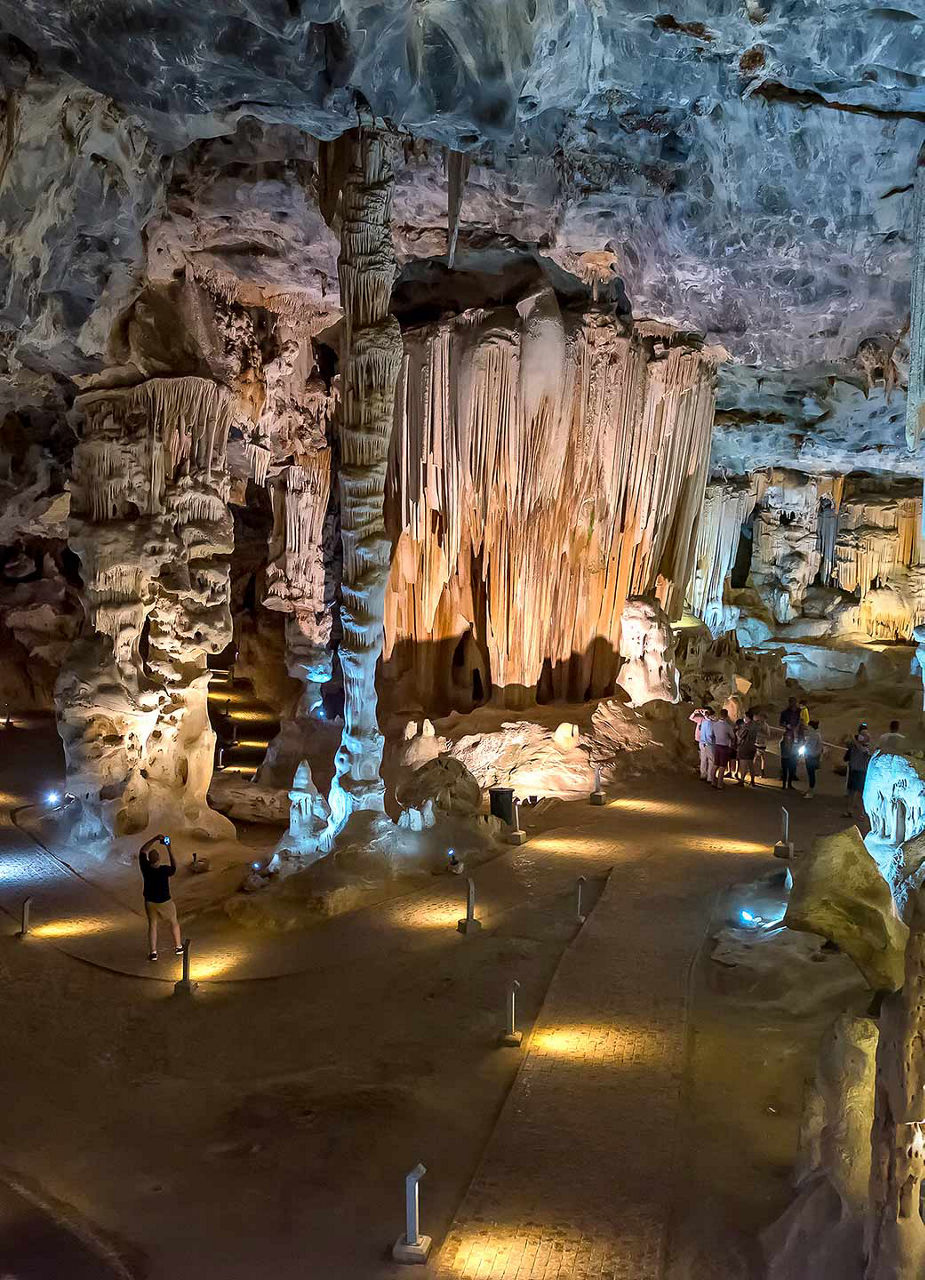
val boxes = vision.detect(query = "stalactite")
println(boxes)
[323,126,403,832]
[687,481,758,635]
[446,149,470,268]
[384,300,717,706]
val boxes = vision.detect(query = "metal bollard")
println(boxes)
[590,766,604,805]
[774,806,794,860]
[392,1163,432,1263]
[173,938,198,997]
[506,798,527,846]
[17,896,32,938]
[576,875,587,925]
[499,978,523,1047]
[457,877,482,935]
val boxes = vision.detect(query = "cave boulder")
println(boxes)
[785,827,909,992]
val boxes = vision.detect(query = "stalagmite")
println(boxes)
[866,892,925,1280]
[260,452,334,786]
[323,127,403,836]
[615,596,680,707]
[56,376,235,839]
[385,305,716,708]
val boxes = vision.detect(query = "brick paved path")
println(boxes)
[433,841,747,1280]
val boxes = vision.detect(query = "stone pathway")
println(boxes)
[432,841,757,1280]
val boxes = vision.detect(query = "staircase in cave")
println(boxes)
[207,654,280,781]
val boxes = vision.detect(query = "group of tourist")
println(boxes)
[689,696,907,806]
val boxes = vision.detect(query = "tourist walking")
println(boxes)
[844,724,872,821]
[690,706,715,781]
[780,725,800,790]
[139,834,183,962]
[712,709,736,789]
[801,719,824,798]
[798,699,810,728]
[735,710,760,786]
[877,720,906,753]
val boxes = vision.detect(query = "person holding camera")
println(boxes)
[138,834,182,962]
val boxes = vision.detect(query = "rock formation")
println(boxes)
[57,376,235,838]
[615,595,680,708]
[321,126,403,840]
[866,893,925,1280]
[385,306,715,708]
[784,827,909,993]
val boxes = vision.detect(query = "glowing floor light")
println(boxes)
[46,791,60,805]
[739,909,760,926]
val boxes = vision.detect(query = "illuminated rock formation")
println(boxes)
[259,448,334,786]
[615,595,679,708]
[56,376,235,838]
[687,480,757,636]
[385,306,716,708]
[750,471,835,625]
[323,127,403,838]
[784,827,908,993]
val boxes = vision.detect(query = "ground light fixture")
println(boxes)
[46,791,60,805]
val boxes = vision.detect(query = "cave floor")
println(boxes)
[0,717,871,1279]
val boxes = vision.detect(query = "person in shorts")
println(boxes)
[139,834,182,962]
[711,709,736,790]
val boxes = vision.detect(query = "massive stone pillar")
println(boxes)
[56,376,235,839]
[866,891,925,1279]
[324,127,403,836]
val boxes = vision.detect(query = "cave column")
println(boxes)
[258,453,334,786]
[866,891,925,1279]
[57,377,235,839]
[325,126,403,835]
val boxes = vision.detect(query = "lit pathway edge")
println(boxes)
[432,848,717,1280]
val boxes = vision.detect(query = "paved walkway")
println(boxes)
[433,837,769,1280]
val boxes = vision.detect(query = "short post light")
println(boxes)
[17,896,32,938]
[173,939,198,997]
[499,978,523,1047]
[506,798,527,846]
[590,765,605,805]
[773,806,794,860]
[576,875,587,925]
[457,877,482,935]
[392,1162,432,1264]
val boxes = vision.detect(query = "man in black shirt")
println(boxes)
[139,834,182,962]
[779,696,801,732]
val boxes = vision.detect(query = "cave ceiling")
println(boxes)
[0,0,924,476]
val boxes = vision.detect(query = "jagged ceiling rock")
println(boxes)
[0,1,921,376]
[0,65,165,376]
[712,359,918,477]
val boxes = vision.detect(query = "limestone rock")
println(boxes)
[395,756,481,820]
[784,827,909,992]
[764,1013,878,1280]
[615,596,680,709]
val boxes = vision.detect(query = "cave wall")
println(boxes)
[688,469,925,645]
